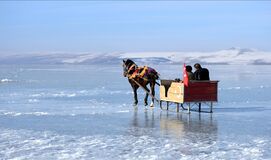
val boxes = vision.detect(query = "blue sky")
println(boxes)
[0,1,270,54]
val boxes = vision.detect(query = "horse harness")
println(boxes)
[127,65,156,81]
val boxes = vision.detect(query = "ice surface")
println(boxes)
[0,64,271,159]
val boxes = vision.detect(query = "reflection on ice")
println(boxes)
[159,112,217,139]
[130,110,218,141]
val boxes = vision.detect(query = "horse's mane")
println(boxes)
[124,59,136,67]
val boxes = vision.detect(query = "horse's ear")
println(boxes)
[123,59,126,63]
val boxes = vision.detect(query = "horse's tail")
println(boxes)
[155,71,160,86]
[147,67,159,79]
[152,69,160,86]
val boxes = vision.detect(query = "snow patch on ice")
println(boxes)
[0,112,49,116]
[1,78,13,83]
[0,129,270,160]
[28,99,40,103]
[52,92,76,98]
[116,110,130,113]
[29,89,128,100]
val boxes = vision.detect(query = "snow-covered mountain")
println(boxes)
[120,47,271,65]
[1,48,271,65]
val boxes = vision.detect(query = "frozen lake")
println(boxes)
[0,64,271,159]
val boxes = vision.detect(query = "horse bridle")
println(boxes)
[123,62,137,77]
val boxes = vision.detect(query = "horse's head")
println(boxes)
[122,59,136,77]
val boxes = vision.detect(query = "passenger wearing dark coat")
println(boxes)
[193,63,210,80]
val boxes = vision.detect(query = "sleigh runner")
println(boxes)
[159,80,219,113]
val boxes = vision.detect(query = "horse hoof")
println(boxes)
[150,102,154,107]
[133,102,138,106]
[144,102,148,106]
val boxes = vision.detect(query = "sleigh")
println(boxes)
[159,80,219,113]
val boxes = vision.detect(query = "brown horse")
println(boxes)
[122,59,159,107]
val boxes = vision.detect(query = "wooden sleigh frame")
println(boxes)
[159,80,219,113]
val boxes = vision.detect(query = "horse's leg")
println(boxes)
[132,85,139,106]
[150,81,155,107]
[143,85,150,106]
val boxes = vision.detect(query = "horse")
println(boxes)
[122,59,160,107]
